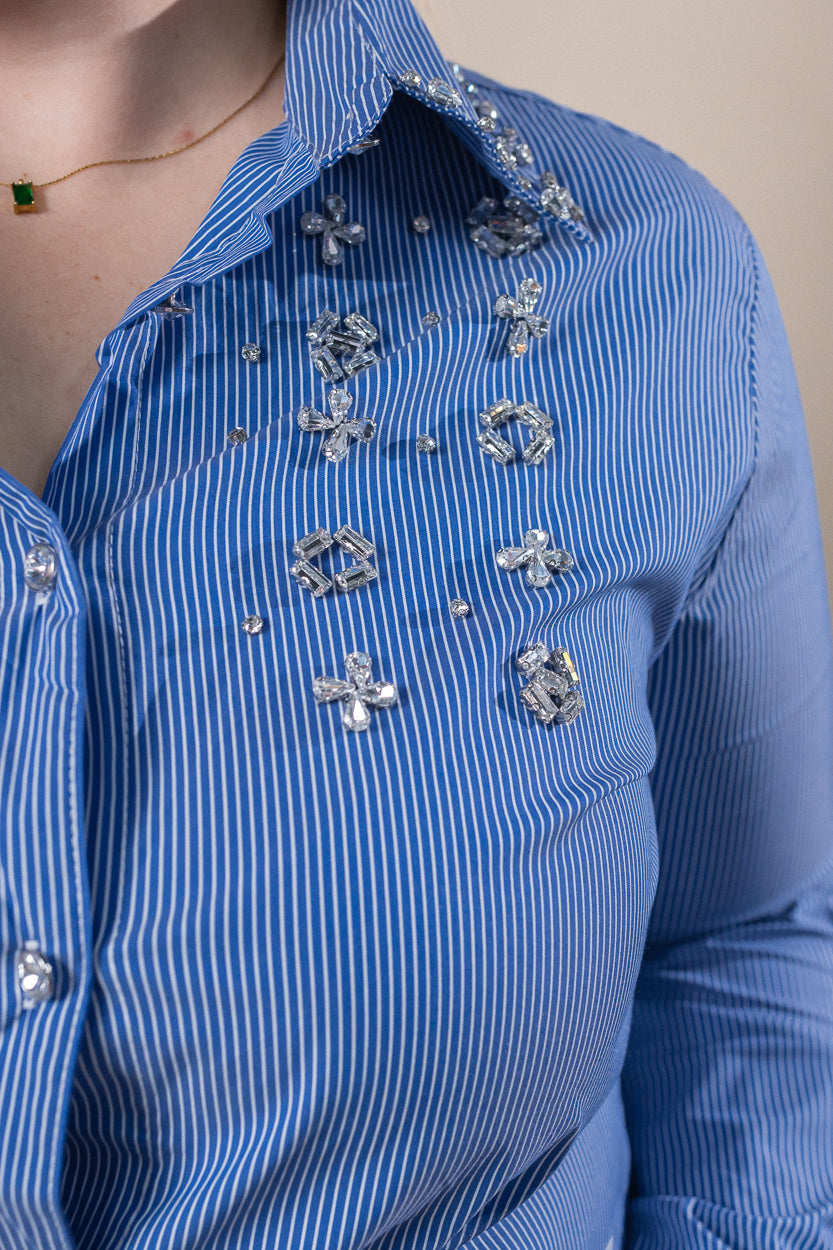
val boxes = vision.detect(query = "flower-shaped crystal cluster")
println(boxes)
[515,643,584,725]
[313,651,398,732]
[300,194,366,266]
[296,389,376,464]
[493,277,549,357]
[466,196,544,259]
[306,310,380,382]
[496,530,573,587]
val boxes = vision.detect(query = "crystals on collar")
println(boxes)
[241,342,261,363]
[426,77,462,110]
[496,529,573,587]
[466,196,544,259]
[416,433,437,453]
[306,309,380,382]
[313,651,398,733]
[289,524,377,598]
[412,215,432,234]
[538,171,587,227]
[227,427,248,446]
[449,598,471,618]
[151,292,192,319]
[300,194,366,267]
[297,389,376,464]
[241,614,266,636]
[399,69,423,90]
[477,398,555,467]
[494,127,534,172]
[515,643,584,725]
[493,277,549,357]
[421,311,441,329]
[348,133,380,154]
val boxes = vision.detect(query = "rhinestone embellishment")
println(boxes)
[297,389,376,464]
[515,644,584,725]
[421,311,441,329]
[306,309,380,382]
[412,215,432,234]
[17,942,54,1007]
[426,78,462,110]
[289,525,377,597]
[399,69,422,90]
[416,433,437,453]
[241,342,261,363]
[493,278,549,357]
[241,615,266,635]
[466,196,544,259]
[227,427,248,445]
[348,134,380,154]
[313,651,398,733]
[300,194,366,267]
[450,598,470,618]
[538,171,587,226]
[496,530,573,587]
[477,398,555,466]
[151,292,192,319]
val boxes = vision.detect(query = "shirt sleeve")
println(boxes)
[619,229,833,1247]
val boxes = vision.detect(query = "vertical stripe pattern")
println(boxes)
[0,1,831,1247]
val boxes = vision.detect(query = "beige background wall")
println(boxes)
[418,0,833,613]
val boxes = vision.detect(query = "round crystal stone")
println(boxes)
[416,434,437,453]
[241,342,261,363]
[412,215,432,234]
[421,311,441,328]
[227,427,248,445]
[23,542,58,592]
[450,599,471,618]
[17,944,54,1005]
[241,615,266,636]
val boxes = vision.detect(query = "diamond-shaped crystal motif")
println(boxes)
[493,277,549,357]
[496,529,573,588]
[476,398,556,466]
[514,643,584,725]
[305,309,380,382]
[300,194,366,267]
[466,195,544,259]
[289,524,377,596]
[296,389,376,463]
[313,651,398,732]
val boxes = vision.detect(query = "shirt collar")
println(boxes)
[284,0,593,243]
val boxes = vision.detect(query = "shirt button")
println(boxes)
[17,942,55,1007]
[23,542,59,592]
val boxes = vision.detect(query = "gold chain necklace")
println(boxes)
[2,49,286,214]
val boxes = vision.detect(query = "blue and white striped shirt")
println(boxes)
[2,0,833,1246]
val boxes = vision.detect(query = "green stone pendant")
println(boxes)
[12,178,36,214]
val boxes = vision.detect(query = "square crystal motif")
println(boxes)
[12,180,36,213]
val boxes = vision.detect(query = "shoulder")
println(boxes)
[456,66,755,269]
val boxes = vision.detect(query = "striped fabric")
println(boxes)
[1,0,832,1246]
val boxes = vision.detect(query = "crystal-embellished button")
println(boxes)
[241,342,261,363]
[23,542,58,592]
[17,941,54,1007]
[227,427,248,446]
[241,615,266,635]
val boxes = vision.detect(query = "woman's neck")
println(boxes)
[0,0,286,183]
